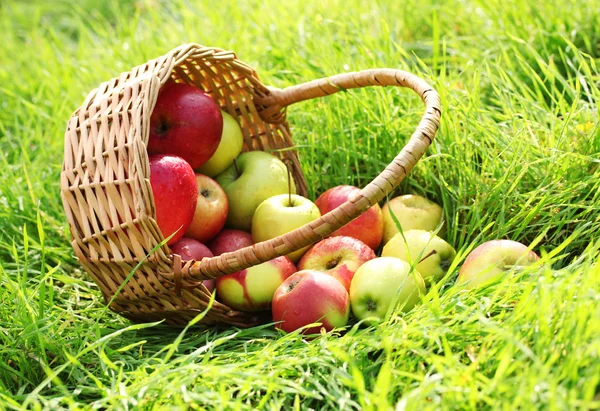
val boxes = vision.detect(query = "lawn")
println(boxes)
[1,0,599,409]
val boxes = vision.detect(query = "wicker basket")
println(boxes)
[60,43,441,327]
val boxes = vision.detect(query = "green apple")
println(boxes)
[216,255,297,312]
[349,257,425,324]
[457,240,540,290]
[381,229,456,284]
[215,151,296,231]
[197,111,244,177]
[382,194,444,244]
[252,194,321,262]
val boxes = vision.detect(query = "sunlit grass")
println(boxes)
[0,0,599,409]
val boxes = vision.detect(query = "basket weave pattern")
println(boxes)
[61,44,441,326]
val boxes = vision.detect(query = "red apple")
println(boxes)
[170,237,215,293]
[208,229,254,256]
[148,82,223,170]
[185,174,228,243]
[215,256,296,312]
[272,270,350,334]
[315,185,384,250]
[149,154,198,245]
[297,236,376,291]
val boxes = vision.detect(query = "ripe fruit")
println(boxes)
[185,174,228,243]
[315,185,383,251]
[215,256,296,312]
[382,230,456,284]
[197,111,244,177]
[149,154,198,245]
[148,82,223,169]
[216,151,296,231]
[272,270,350,334]
[457,240,540,289]
[349,257,425,324]
[382,194,444,244]
[170,237,215,293]
[298,236,375,291]
[208,229,254,256]
[252,194,321,262]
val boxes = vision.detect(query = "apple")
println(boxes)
[297,236,375,291]
[382,194,444,245]
[215,255,296,312]
[215,151,296,231]
[457,240,540,290]
[381,230,456,284]
[252,194,321,262]
[185,174,228,243]
[350,257,426,324]
[149,154,198,245]
[169,237,215,293]
[197,111,244,177]
[148,82,223,169]
[315,185,383,251]
[272,270,350,334]
[208,229,254,256]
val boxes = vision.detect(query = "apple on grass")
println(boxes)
[216,256,296,312]
[382,194,444,245]
[197,111,244,177]
[215,151,296,232]
[382,230,456,284]
[252,194,321,262]
[185,173,228,244]
[149,154,198,245]
[208,229,254,256]
[272,270,350,334]
[315,185,383,251]
[298,236,376,291]
[457,240,540,290]
[350,257,426,324]
[170,237,215,293]
[149,82,223,170]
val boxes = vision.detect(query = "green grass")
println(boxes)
[1,0,599,409]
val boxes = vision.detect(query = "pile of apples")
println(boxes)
[148,81,540,334]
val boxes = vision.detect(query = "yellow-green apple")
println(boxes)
[252,194,321,262]
[170,237,215,293]
[208,229,253,256]
[215,151,296,231]
[315,185,383,251]
[185,173,228,243]
[197,111,244,177]
[457,240,540,289]
[149,154,198,245]
[216,256,296,312]
[350,257,425,324]
[272,270,349,334]
[297,236,376,291]
[148,82,223,170]
[382,230,456,284]
[382,194,444,244]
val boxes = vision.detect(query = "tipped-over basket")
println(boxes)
[60,43,441,327]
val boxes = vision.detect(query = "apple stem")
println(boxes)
[233,158,241,177]
[419,249,438,264]
[286,159,293,206]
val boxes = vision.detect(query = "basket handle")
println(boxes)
[167,69,441,283]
